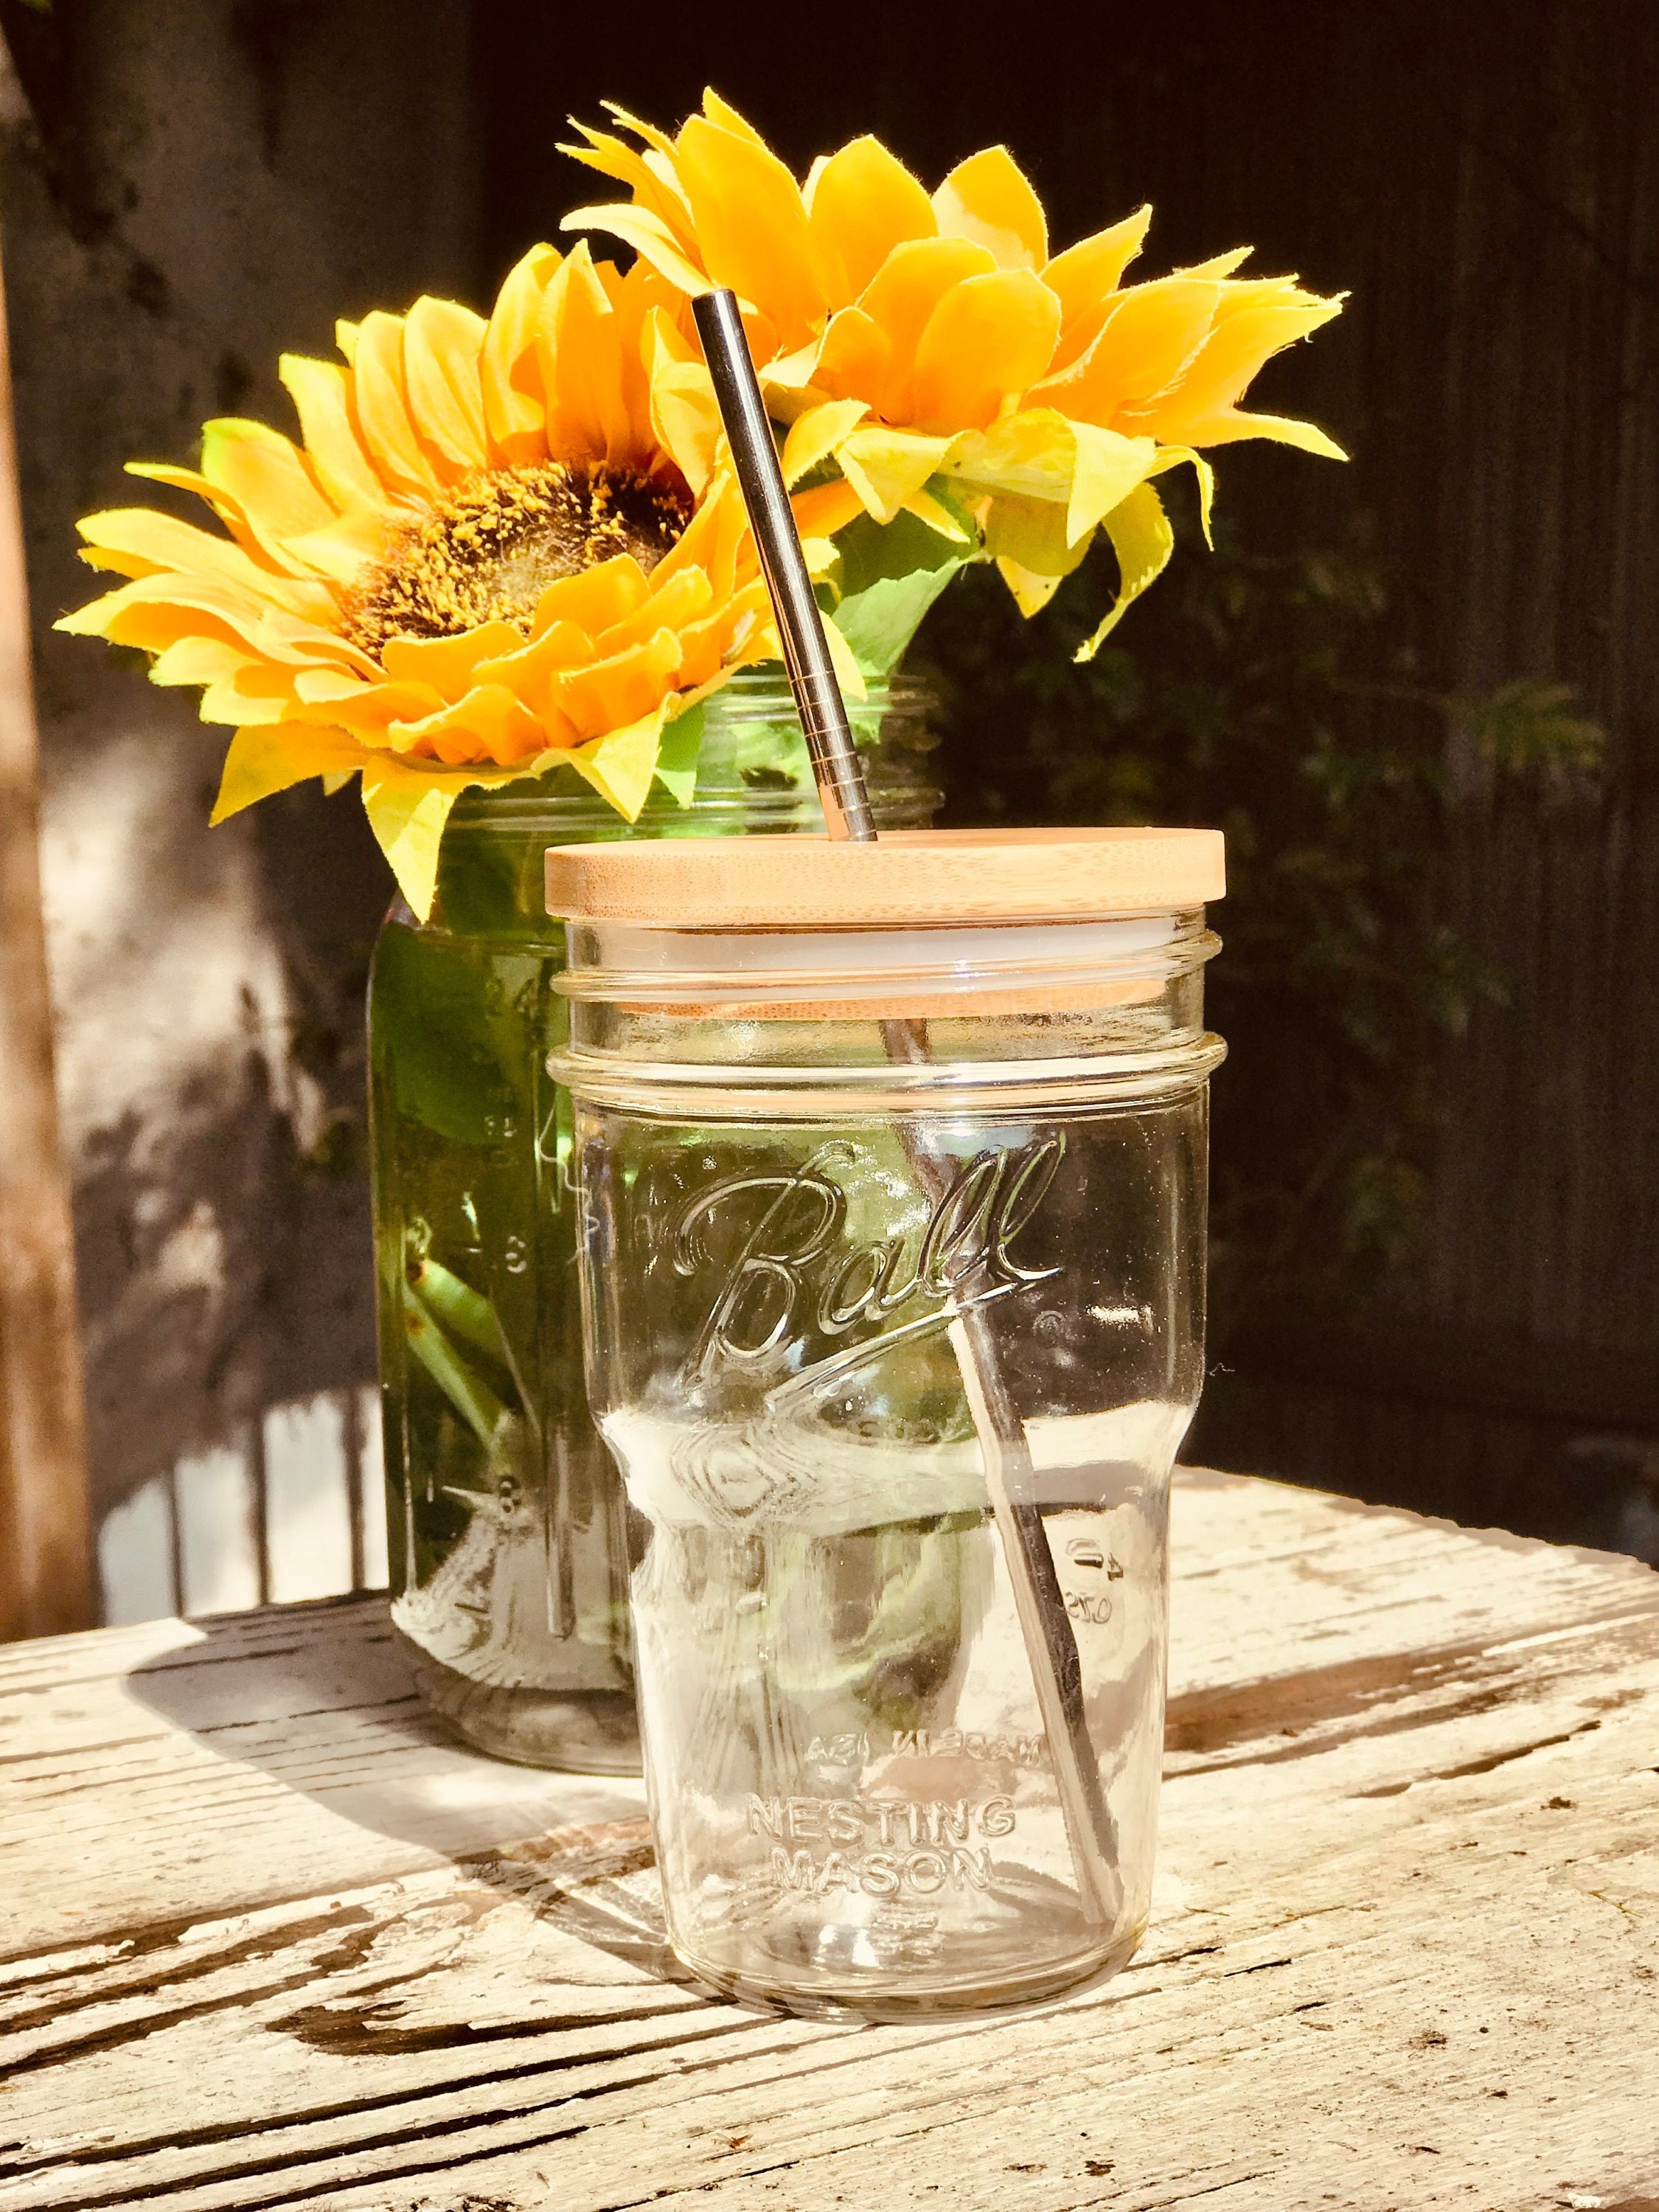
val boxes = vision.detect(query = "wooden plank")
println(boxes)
[0,218,91,1641]
[1,1471,1656,2211]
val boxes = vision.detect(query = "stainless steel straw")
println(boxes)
[693,288,1119,1927]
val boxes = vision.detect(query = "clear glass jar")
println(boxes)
[369,675,936,1772]
[551,829,1225,2016]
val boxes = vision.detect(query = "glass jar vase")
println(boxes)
[370,673,936,1771]
[549,827,1225,2016]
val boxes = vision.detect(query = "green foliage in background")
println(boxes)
[911,517,1604,1343]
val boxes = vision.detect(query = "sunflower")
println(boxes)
[564,92,1346,653]
[58,242,801,917]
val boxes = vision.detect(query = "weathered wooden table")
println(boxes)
[4,1469,1658,2212]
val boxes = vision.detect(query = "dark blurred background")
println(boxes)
[5,0,1657,1592]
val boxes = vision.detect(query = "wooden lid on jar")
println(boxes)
[545,827,1224,928]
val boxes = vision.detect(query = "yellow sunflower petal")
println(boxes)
[481,243,560,465]
[401,296,490,473]
[359,759,467,919]
[761,335,829,400]
[911,270,1061,434]
[558,123,696,244]
[788,306,891,412]
[981,494,1095,613]
[531,552,650,639]
[820,611,867,700]
[538,243,641,470]
[196,661,304,727]
[61,573,243,658]
[790,476,866,540]
[279,354,389,513]
[598,567,713,655]
[125,459,229,510]
[606,257,681,447]
[390,683,546,767]
[211,721,369,823]
[123,459,300,585]
[859,236,998,357]
[781,398,871,487]
[1180,407,1348,459]
[805,136,936,303]
[55,575,237,651]
[947,408,1079,501]
[932,147,1047,272]
[601,100,678,161]
[1043,207,1153,369]
[150,635,259,688]
[200,418,335,543]
[566,699,672,821]
[128,437,323,582]
[1149,444,1216,543]
[470,619,595,705]
[1067,418,1163,545]
[299,675,445,735]
[73,512,338,624]
[1074,479,1175,662]
[380,622,526,703]
[995,557,1065,616]
[280,505,395,585]
[1034,276,1221,427]
[561,201,712,299]
[699,88,768,147]
[291,664,390,708]
[151,638,299,726]
[838,425,961,524]
[1178,248,1256,280]
[674,575,773,685]
[901,484,973,542]
[1125,287,1346,446]
[652,473,748,596]
[351,310,445,497]
[75,507,262,586]
[643,310,721,493]
[674,114,826,349]
[552,628,683,740]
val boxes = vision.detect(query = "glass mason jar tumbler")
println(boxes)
[550,827,1226,2017]
[369,675,934,1771]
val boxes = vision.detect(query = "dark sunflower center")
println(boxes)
[345,461,692,656]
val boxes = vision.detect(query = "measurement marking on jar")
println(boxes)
[1064,1591,1114,1625]
[1065,1537,1124,1578]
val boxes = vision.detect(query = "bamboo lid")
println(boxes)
[545,827,1224,928]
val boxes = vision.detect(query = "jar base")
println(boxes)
[400,1635,642,1775]
[669,1919,1147,2025]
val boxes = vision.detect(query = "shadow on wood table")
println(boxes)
[123,1597,682,1983]
[2,1470,1653,2209]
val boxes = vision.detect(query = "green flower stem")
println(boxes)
[402,1277,509,1449]
[776,1513,983,1715]
[406,1251,507,1362]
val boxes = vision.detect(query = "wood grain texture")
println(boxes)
[2,1469,1656,2212]
[543,828,1225,927]
[0,215,91,1641]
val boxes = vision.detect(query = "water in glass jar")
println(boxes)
[608,1402,1179,2019]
